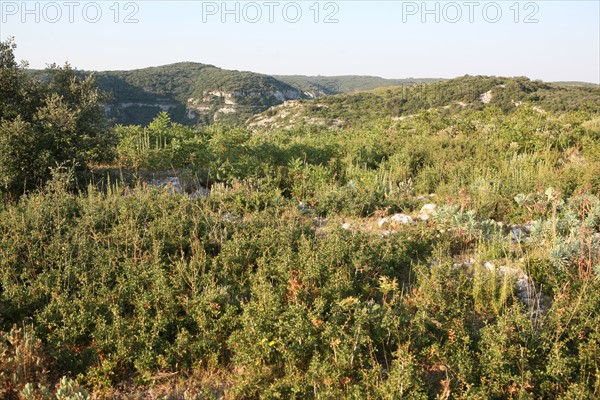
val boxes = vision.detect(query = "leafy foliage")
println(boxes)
[0,39,115,197]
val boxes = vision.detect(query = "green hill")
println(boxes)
[29,63,442,126]
[274,75,441,96]
[94,64,444,126]
[29,64,598,129]
[249,75,600,130]
[93,62,308,126]
[553,81,600,88]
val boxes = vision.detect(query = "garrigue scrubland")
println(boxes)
[1,40,600,399]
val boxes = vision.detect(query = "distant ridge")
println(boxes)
[89,63,443,126]
[26,63,599,127]
[28,62,438,126]
[248,75,600,131]
[274,75,442,96]
[552,81,599,88]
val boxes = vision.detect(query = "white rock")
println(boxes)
[497,265,524,278]
[418,204,437,221]
[484,261,496,271]
[511,223,533,243]
[532,106,546,114]
[480,90,493,104]
[222,213,236,223]
[341,223,351,230]
[420,203,437,214]
[149,177,182,193]
[429,258,441,267]
[452,258,474,269]
[378,217,390,227]
[483,262,541,309]
[418,214,431,221]
[515,275,533,304]
[390,214,414,225]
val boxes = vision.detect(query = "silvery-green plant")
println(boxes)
[433,204,500,239]
[55,376,90,400]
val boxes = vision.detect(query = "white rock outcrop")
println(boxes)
[390,214,414,225]
[483,261,545,312]
[378,217,390,227]
[480,90,493,104]
[380,214,415,227]
[418,204,437,221]
[149,177,182,193]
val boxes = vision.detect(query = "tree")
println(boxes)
[0,37,40,121]
[42,63,116,165]
[0,39,116,197]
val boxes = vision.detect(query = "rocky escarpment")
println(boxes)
[89,62,314,126]
[186,89,306,122]
[102,88,308,126]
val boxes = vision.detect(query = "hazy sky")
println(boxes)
[1,1,599,83]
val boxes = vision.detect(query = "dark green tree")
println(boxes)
[0,39,116,197]
[0,37,40,120]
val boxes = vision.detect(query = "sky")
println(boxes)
[1,0,599,83]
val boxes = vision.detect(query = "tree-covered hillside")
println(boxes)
[27,61,598,129]
[93,65,446,126]
[249,75,600,130]
[94,63,308,125]
[90,65,444,126]
[29,64,449,127]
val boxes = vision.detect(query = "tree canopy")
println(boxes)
[0,38,115,197]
